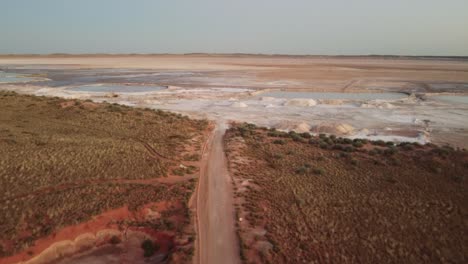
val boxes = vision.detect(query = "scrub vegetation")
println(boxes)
[225,123,467,264]
[0,91,208,258]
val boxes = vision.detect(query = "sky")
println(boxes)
[1,0,467,56]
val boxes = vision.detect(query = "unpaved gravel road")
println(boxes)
[197,120,240,264]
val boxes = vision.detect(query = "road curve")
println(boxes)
[197,120,240,264]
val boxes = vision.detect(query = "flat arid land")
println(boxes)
[0,91,209,263]
[0,55,467,264]
[1,55,468,148]
[225,123,467,263]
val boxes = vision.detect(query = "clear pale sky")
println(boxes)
[1,0,467,55]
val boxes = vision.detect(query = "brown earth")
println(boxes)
[225,123,468,263]
[0,92,211,263]
[0,202,177,264]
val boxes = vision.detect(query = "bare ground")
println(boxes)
[196,120,240,264]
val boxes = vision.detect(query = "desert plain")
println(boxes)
[1,54,467,264]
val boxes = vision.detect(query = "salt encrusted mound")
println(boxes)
[274,121,311,133]
[311,123,355,135]
[284,99,317,107]
[295,122,312,133]
[259,96,276,101]
[360,100,395,109]
[318,99,345,105]
[230,102,248,108]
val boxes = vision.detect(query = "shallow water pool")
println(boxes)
[68,84,166,93]
[257,91,407,100]
[431,95,468,104]
[0,71,39,83]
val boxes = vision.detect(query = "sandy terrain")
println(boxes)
[1,55,467,263]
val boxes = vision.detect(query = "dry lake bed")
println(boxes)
[1,54,468,148]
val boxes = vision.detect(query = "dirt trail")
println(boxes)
[197,120,240,264]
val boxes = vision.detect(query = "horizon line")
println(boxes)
[0,53,467,59]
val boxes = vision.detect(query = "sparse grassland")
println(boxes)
[0,91,208,260]
[225,123,468,264]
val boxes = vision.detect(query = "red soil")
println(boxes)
[0,202,173,264]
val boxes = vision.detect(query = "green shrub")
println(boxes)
[431,147,450,156]
[183,154,200,161]
[312,168,323,175]
[319,143,329,149]
[273,154,283,159]
[333,144,345,151]
[339,152,350,158]
[344,146,355,152]
[384,147,397,155]
[352,142,363,148]
[267,131,280,137]
[245,123,257,130]
[141,239,159,257]
[372,140,386,146]
[173,168,186,176]
[402,144,414,151]
[290,134,303,142]
[390,158,401,166]
[110,235,121,244]
[273,139,285,145]
[295,166,308,175]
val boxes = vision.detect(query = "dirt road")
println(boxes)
[197,120,240,264]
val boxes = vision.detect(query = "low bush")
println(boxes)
[110,235,121,244]
[312,168,323,175]
[141,239,159,257]
[333,144,345,151]
[290,134,303,142]
[344,146,355,152]
[319,143,329,149]
[183,154,200,161]
[273,139,286,145]
[372,140,386,146]
[295,166,308,175]
[384,147,397,156]
[352,141,363,148]
[267,131,280,137]
[402,144,414,151]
